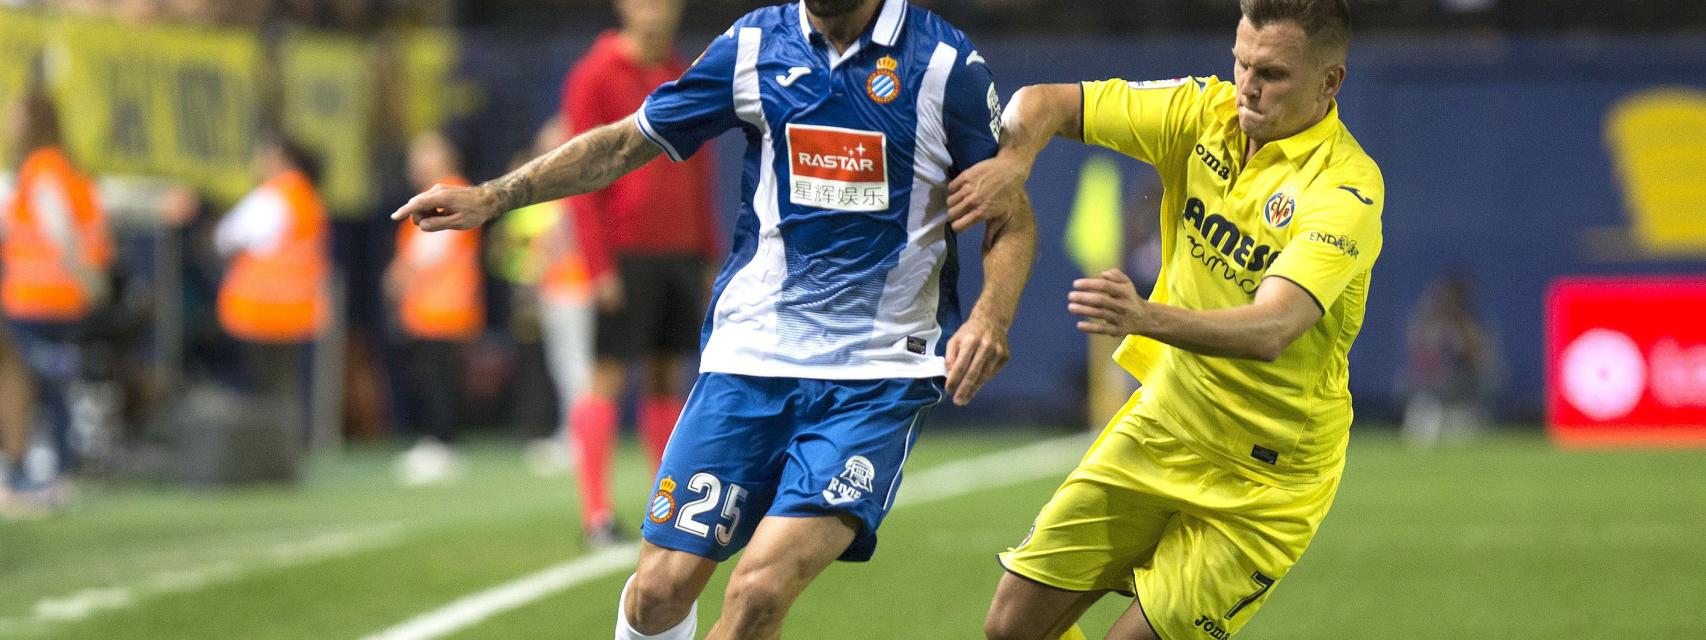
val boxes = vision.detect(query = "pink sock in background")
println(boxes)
[570,396,617,528]
[639,395,684,468]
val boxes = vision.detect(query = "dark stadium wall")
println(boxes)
[457,29,1706,428]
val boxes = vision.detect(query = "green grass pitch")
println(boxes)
[2,428,1702,639]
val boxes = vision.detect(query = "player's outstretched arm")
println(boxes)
[945,188,1038,405]
[947,83,1082,232]
[390,113,661,231]
[1069,270,1323,362]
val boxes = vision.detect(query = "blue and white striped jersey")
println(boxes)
[637,0,1001,380]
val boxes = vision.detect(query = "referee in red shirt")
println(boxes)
[560,0,719,545]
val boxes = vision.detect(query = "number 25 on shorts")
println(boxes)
[661,472,748,546]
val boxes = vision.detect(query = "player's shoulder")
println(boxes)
[1095,75,1228,101]
[1195,76,1238,105]
[727,3,802,34]
[1086,74,1227,128]
[680,6,793,72]
[1313,128,1384,205]
[900,3,974,48]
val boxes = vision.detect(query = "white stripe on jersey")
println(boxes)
[700,26,965,380]
[867,42,958,364]
[635,109,684,162]
[702,27,786,371]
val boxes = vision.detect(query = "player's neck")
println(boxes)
[1244,103,1331,158]
[618,29,671,65]
[806,0,883,54]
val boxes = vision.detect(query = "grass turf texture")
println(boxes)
[1,429,1701,639]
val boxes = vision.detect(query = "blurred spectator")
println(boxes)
[489,126,597,480]
[1,88,114,511]
[17,0,1706,31]
[1123,171,1164,299]
[1398,272,1504,447]
[214,134,329,443]
[386,131,483,486]
[0,324,46,519]
[558,0,718,545]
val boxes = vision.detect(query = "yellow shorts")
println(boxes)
[997,393,1340,639]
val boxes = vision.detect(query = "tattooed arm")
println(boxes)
[391,113,661,231]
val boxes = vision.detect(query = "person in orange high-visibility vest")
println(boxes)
[214,136,329,442]
[386,132,484,486]
[1,89,112,499]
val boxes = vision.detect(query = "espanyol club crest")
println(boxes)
[866,56,901,104]
[648,476,678,524]
[1264,191,1296,229]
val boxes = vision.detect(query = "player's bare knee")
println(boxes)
[628,571,695,624]
[982,611,1041,640]
[722,568,792,622]
[724,569,786,606]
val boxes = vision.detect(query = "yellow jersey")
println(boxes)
[1081,76,1384,484]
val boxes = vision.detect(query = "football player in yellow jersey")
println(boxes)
[949,1,1382,638]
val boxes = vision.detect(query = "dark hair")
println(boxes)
[13,89,64,166]
[1240,0,1351,62]
[276,137,323,186]
[257,131,323,186]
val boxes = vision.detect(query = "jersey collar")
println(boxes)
[1268,100,1342,159]
[796,0,909,48]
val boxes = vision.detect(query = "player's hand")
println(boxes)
[390,184,501,232]
[944,314,1011,406]
[1069,269,1148,336]
[594,272,625,314]
[947,153,1032,233]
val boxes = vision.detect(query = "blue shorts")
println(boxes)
[640,373,945,562]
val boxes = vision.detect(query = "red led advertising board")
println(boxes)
[1546,277,1706,446]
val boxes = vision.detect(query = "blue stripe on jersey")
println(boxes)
[645,0,1000,378]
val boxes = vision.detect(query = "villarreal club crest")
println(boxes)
[866,56,901,104]
[1264,191,1296,229]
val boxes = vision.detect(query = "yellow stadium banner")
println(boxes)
[0,10,48,158]
[1604,87,1706,254]
[280,31,375,213]
[0,8,461,215]
[55,18,261,205]
[399,28,463,139]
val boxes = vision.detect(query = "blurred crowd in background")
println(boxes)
[2,0,1697,520]
[9,0,1706,31]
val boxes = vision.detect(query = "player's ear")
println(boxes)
[1320,63,1345,102]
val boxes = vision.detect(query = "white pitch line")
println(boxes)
[360,434,1093,640]
[0,523,409,636]
[362,544,642,640]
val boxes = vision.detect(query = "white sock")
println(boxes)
[615,574,697,640]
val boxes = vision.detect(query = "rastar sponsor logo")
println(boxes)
[787,124,888,211]
[797,152,876,173]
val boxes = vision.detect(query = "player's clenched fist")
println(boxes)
[944,314,1012,406]
[390,183,501,232]
[1069,269,1149,337]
